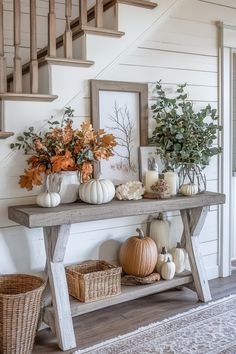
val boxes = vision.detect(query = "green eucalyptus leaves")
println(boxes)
[150,81,222,171]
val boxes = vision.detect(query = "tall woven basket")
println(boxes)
[0,274,46,354]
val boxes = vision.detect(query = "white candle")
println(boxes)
[164,171,177,196]
[145,171,159,193]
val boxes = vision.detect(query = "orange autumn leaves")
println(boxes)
[14,116,117,191]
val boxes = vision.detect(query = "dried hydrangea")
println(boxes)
[151,179,169,194]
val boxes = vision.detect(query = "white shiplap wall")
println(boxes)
[0,0,234,279]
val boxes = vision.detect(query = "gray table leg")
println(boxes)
[181,207,212,302]
[43,225,76,351]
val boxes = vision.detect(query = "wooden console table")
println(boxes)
[8,191,225,351]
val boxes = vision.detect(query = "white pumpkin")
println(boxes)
[171,242,186,274]
[161,258,175,280]
[156,246,172,273]
[36,191,61,208]
[180,183,198,196]
[150,213,170,253]
[79,178,115,204]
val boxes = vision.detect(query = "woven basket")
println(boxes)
[0,274,45,354]
[66,260,122,303]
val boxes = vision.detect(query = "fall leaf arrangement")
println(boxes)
[10,107,117,191]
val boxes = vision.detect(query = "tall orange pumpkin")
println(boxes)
[119,228,158,277]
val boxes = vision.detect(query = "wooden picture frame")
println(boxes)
[91,79,148,184]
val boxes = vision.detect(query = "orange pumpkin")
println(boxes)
[119,228,158,277]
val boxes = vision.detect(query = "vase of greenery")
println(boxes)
[150,81,222,193]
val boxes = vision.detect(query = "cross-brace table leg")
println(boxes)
[43,225,76,351]
[181,206,212,302]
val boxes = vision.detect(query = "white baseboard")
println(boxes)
[206,266,220,280]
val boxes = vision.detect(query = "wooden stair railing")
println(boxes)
[1,0,157,100]
[64,0,73,59]
[6,0,126,89]
[30,0,39,94]
[95,0,104,28]
[48,0,57,58]
[0,0,6,93]
[79,0,88,27]
[13,0,22,93]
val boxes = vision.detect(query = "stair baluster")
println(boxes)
[48,0,56,57]
[13,0,22,93]
[79,0,87,28]
[30,0,38,94]
[0,0,6,93]
[95,0,103,28]
[64,0,73,59]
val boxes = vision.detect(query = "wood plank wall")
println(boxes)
[0,0,236,278]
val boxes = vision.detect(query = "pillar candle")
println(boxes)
[145,170,159,193]
[164,171,177,196]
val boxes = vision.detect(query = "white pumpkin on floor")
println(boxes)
[79,178,115,204]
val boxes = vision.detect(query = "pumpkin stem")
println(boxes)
[161,246,167,254]
[177,242,181,248]
[136,228,145,239]
[167,257,171,263]
[157,212,164,220]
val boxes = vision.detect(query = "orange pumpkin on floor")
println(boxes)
[119,228,158,277]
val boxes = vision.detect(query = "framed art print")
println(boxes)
[91,80,148,184]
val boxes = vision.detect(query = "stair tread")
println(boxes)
[44,57,94,67]
[76,26,125,37]
[0,131,14,139]
[117,0,158,8]
[0,93,58,102]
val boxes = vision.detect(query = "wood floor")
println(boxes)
[33,269,236,354]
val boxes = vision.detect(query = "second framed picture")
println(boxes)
[91,80,148,184]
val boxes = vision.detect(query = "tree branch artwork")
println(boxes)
[107,101,137,173]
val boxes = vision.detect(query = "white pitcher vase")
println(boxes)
[47,171,80,204]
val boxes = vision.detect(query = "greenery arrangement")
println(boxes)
[10,107,117,190]
[150,81,222,171]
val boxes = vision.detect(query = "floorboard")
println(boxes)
[33,269,236,354]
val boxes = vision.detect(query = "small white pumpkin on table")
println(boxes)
[79,177,115,204]
[180,183,198,196]
[36,190,61,208]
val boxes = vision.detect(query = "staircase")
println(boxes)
[0,0,158,139]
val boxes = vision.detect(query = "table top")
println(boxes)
[8,191,225,228]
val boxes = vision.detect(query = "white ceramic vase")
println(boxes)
[47,171,80,204]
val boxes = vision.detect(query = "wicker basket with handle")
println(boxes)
[0,274,46,354]
[66,260,122,303]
